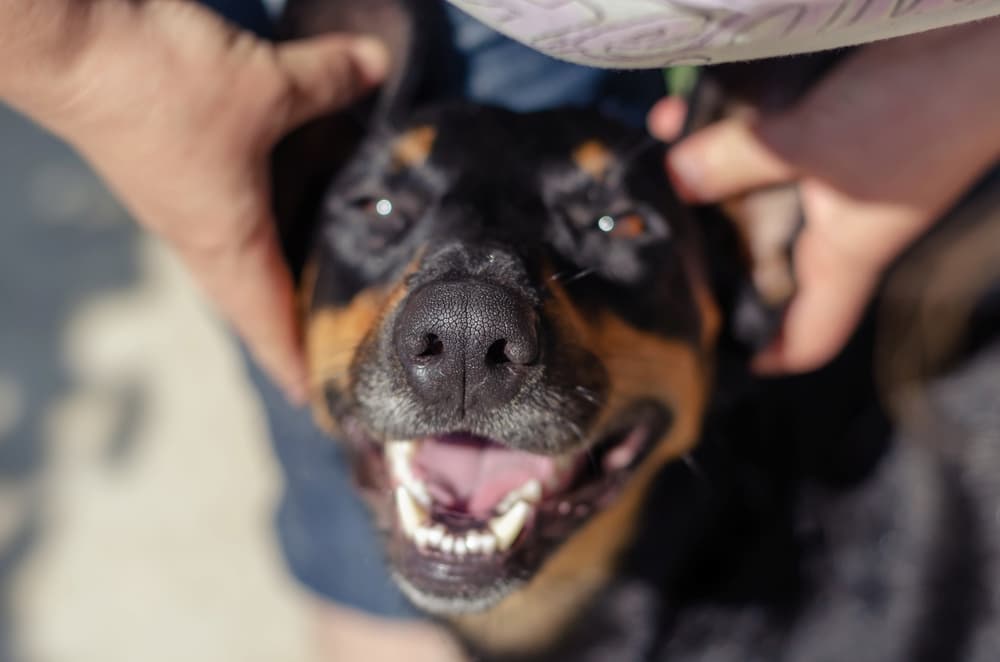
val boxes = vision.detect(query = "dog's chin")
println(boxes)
[340,401,672,616]
[393,571,523,615]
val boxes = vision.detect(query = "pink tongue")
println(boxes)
[412,436,559,518]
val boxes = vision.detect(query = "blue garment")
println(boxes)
[207,0,662,618]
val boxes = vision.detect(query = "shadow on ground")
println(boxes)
[0,104,144,661]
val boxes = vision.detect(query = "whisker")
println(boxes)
[562,267,595,284]
[681,453,709,484]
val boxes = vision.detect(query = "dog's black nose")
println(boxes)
[394,280,539,414]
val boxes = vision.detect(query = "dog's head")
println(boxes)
[303,104,722,612]
[276,0,798,653]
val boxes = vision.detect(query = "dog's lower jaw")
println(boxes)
[394,573,525,616]
[446,382,709,657]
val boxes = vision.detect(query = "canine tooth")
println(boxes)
[497,492,517,515]
[519,479,542,503]
[426,525,444,547]
[465,532,481,553]
[480,532,497,555]
[497,479,543,514]
[405,479,432,507]
[395,486,427,538]
[386,441,431,506]
[386,440,415,465]
[454,538,467,556]
[440,535,455,554]
[489,500,531,551]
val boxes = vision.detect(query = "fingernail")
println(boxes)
[284,379,310,408]
[667,148,705,203]
[351,37,391,84]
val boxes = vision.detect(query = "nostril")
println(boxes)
[486,323,539,367]
[485,339,510,366]
[417,333,444,359]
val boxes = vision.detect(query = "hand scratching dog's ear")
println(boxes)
[272,0,455,276]
[717,185,801,351]
[667,65,814,355]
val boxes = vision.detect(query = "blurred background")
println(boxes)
[0,105,313,661]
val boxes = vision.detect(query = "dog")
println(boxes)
[272,2,1000,660]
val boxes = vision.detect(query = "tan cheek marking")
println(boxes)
[572,139,614,180]
[302,251,425,436]
[305,291,386,436]
[683,254,722,352]
[298,256,320,315]
[453,283,713,656]
[392,125,438,169]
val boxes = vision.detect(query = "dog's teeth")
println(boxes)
[519,479,542,504]
[405,479,431,507]
[454,538,467,557]
[395,486,427,538]
[497,479,543,514]
[386,440,415,464]
[440,535,455,554]
[465,532,481,553]
[386,441,431,506]
[427,525,445,547]
[479,532,497,555]
[415,526,434,550]
[489,500,531,551]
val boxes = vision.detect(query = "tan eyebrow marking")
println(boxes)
[392,125,438,169]
[572,139,614,179]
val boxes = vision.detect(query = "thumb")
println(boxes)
[667,116,798,203]
[274,34,391,130]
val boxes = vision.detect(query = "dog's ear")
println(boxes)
[271,0,454,274]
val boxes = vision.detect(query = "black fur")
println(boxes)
[273,2,1000,660]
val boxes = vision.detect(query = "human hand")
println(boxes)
[1,0,389,403]
[649,19,1000,374]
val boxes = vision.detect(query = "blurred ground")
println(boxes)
[0,105,313,661]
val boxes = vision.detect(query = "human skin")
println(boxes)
[650,17,1000,374]
[0,0,390,403]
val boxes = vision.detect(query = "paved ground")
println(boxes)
[0,105,313,661]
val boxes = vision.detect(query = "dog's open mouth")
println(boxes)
[345,403,671,612]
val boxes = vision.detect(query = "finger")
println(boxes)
[667,117,798,203]
[752,223,879,374]
[173,209,309,405]
[276,34,391,129]
[647,96,688,142]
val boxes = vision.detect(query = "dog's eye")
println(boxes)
[352,196,410,228]
[356,196,401,222]
[594,212,649,240]
[364,197,395,217]
[350,195,413,246]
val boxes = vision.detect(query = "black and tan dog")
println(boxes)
[273,2,1000,660]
